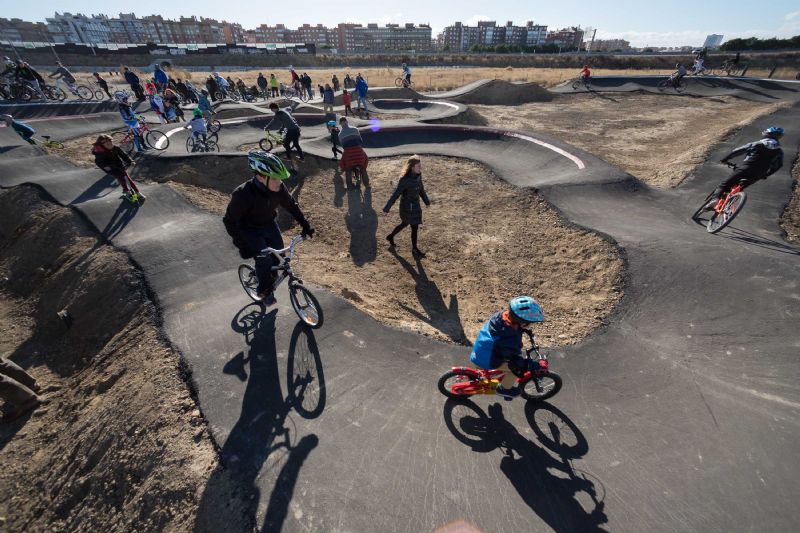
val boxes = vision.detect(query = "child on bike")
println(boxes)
[402,63,412,86]
[92,134,145,202]
[326,120,343,160]
[117,96,148,153]
[185,108,209,149]
[671,63,687,87]
[470,296,545,400]
[93,72,112,99]
[580,65,591,82]
[703,126,784,210]
[1,114,35,144]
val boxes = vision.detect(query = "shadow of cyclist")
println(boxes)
[390,249,468,344]
[100,198,140,240]
[345,187,378,266]
[196,305,322,532]
[443,399,608,532]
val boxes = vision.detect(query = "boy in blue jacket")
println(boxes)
[1,114,35,144]
[470,296,545,400]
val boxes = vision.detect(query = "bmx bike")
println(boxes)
[571,77,591,90]
[692,163,747,234]
[112,115,170,155]
[438,328,562,402]
[238,234,324,328]
[33,135,64,149]
[395,77,415,89]
[657,76,687,93]
[185,132,219,153]
[259,128,285,152]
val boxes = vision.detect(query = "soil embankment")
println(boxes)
[0,187,247,532]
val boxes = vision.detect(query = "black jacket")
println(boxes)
[92,144,131,173]
[383,172,430,225]
[223,178,308,251]
[723,138,783,176]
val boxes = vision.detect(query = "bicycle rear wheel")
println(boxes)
[707,192,746,234]
[657,80,668,92]
[519,371,563,401]
[76,85,94,100]
[145,130,169,151]
[289,281,323,328]
[259,138,274,151]
[238,264,260,301]
[207,119,221,133]
[185,136,196,153]
[438,369,484,399]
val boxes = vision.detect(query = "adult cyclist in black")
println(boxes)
[703,126,784,210]
[223,151,314,305]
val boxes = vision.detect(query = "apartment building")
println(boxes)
[352,23,432,51]
[0,18,49,42]
[442,20,549,51]
[545,27,585,49]
[46,13,113,44]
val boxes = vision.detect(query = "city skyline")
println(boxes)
[2,0,799,47]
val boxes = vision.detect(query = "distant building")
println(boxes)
[442,20,548,51]
[352,23,432,51]
[525,22,548,46]
[546,27,585,49]
[46,13,113,44]
[703,34,724,49]
[442,22,481,51]
[0,17,50,42]
[588,38,631,52]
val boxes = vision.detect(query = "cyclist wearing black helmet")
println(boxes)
[223,151,315,305]
[470,296,546,400]
[704,126,785,210]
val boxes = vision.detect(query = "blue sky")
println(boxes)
[5,1,800,47]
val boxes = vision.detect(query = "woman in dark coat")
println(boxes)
[383,154,431,257]
[206,76,219,101]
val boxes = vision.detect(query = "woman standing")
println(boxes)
[383,155,431,257]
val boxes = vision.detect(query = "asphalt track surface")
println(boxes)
[1,77,799,532]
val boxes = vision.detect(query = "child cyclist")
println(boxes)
[470,296,545,400]
[1,114,36,144]
[580,64,591,82]
[92,134,146,202]
[326,120,343,160]
[185,108,209,150]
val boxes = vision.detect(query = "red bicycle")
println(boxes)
[438,329,563,401]
[112,115,170,155]
[692,162,748,234]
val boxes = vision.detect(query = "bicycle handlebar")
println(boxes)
[256,234,306,261]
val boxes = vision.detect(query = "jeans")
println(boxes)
[242,223,284,294]
[357,95,368,113]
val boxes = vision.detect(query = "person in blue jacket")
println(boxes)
[470,296,545,400]
[354,74,369,117]
[154,64,169,93]
[1,114,35,144]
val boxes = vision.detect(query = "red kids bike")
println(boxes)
[438,329,563,402]
[691,163,748,234]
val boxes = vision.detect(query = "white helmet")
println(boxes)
[1,114,13,124]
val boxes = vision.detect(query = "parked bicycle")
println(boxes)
[691,163,748,234]
[32,135,64,149]
[111,115,169,155]
[438,328,562,402]
[283,86,309,103]
[238,234,323,328]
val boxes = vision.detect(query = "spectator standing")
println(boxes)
[322,84,335,115]
[257,73,268,98]
[332,74,340,92]
[269,73,279,97]
[342,89,353,117]
[355,74,369,117]
[154,64,168,93]
[124,66,145,100]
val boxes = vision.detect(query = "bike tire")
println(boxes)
[259,138,274,152]
[185,136,196,153]
[93,89,105,100]
[438,369,482,399]
[238,264,260,301]
[691,192,716,222]
[657,80,668,92]
[289,282,323,329]
[519,371,563,401]
[394,77,404,88]
[76,85,94,100]
[572,80,581,90]
[707,192,746,234]
[145,130,169,151]
[213,90,224,101]
[206,140,220,152]
[207,120,221,133]
[53,86,67,101]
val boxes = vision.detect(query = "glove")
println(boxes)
[301,223,315,239]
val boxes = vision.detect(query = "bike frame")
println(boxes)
[256,234,305,290]
[448,330,550,395]
[712,183,744,214]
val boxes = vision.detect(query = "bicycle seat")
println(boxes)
[42,135,50,140]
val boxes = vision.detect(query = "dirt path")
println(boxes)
[472,94,787,188]
[0,187,244,532]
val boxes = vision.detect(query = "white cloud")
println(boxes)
[599,23,800,48]
[464,15,492,26]
[785,10,800,21]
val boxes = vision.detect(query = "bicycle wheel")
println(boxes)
[238,264,260,301]
[52,86,67,101]
[207,119,221,133]
[229,91,240,102]
[259,138,274,152]
[289,282,323,328]
[692,192,716,222]
[675,80,687,94]
[206,140,220,152]
[93,89,105,100]
[145,130,169,151]
[394,77,405,88]
[519,371,563,401]
[707,192,746,234]
[438,369,482,399]
[657,80,668,92]
[571,79,580,90]
[185,136,196,153]
[76,85,94,100]
[213,90,224,101]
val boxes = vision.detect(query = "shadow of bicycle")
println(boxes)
[443,399,608,532]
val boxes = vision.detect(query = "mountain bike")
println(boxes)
[691,163,748,234]
[111,116,169,155]
[438,329,562,402]
[395,77,415,89]
[571,77,591,90]
[238,234,323,328]
[33,135,64,149]
[657,75,686,94]
[259,128,285,151]
[284,86,309,103]
[186,132,219,153]
[55,79,96,100]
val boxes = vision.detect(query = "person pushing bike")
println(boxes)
[223,151,314,305]
[402,63,412,86]
[703,126,784,210]
[470,296,545,400]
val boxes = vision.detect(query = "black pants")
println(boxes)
[714,168,762,198]
[332,144,343,159]
[283,129,303,159]
[131,83,145,100]
[271,87,279,97]
[389,222,419,248]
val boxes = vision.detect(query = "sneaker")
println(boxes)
[137,193,147,203]
[257,291,277,306]
[495,385,520,401]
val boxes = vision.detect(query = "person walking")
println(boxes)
[342,89,353,117]
[355,74,369,117]
[322,84,335,115]
[1,356,42,423]
[124,67,145,100]
[383,155,430,257]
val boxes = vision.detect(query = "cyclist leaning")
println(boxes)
[197,89,215,120]
[670,63,687,87]
[15,60,46,100]
[185,108,208,150]
[470,296,545,400]
[49,61,77,95]
[703,126,784,210]
[223,151,315,305]
[1,114,36,144]
[402,63,412,86]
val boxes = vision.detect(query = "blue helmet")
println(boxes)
[327,120,336,127]
[762,126,784,139]
[509,296,544,324]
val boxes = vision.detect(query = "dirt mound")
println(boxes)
[442,80,555,105]
[782,160,800,242]
[0,187,246,532]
